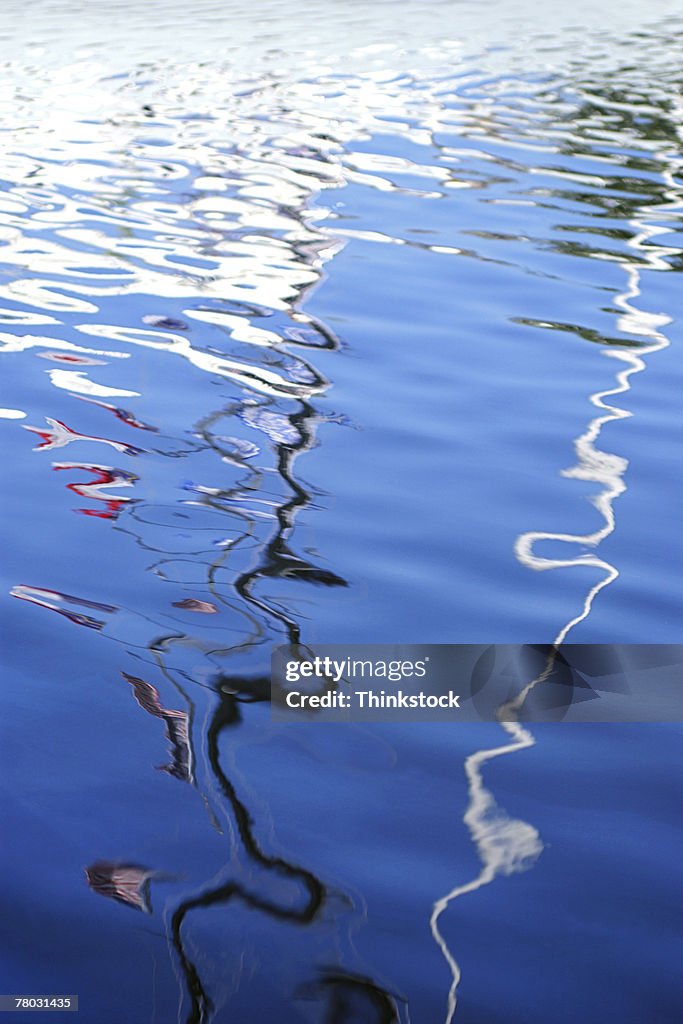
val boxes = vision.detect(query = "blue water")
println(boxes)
[1,3,682,1022]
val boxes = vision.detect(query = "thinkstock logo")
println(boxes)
[271,644,683,723]
[273,646,458,718]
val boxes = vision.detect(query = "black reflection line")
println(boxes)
[170,689,326,1024]
[313,969,400,1024]
[160,313,361,1018]
[188,392,348,647]
[63,131,393,1020]
[233,398,347,646]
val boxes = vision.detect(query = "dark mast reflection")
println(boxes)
[313,970,401,1024]
[226,397,347,645]
[58,115,401,1016]
[148,362,399,1020]
[169,687,325,1024]
[80,308,394,1022]
[165,380,361,1022]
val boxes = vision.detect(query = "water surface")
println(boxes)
[1,3,682,1022]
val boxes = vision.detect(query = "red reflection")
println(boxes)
[52,462,137,520]
[36,353,105,366]
[74,394,159,432]
[24,417,144,455]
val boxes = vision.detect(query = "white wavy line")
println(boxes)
[431,148,681,1024]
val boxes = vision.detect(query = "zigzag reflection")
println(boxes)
[101,379,395,1021]
[8,36,682,1023]
[5,92,395,1012]
[430,87,682,1023]
[60,181,392,1018]
[119,377,377,1021]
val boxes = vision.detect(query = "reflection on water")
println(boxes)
[10,585,118,630]
[53,463,137,520]
[85,861,159,914]
[432,69,683,1023]
[24,416,145,455]
[1,2,683,1022]
[123,672,193,783]
[515,169,678,642]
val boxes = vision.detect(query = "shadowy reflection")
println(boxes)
[85,861,156,913]
[174,327,347,649]
[169,686,327,1024]
[10,585,117,630]
[317,971,400,1024]
[73,394,160,432]
[56,130,394,1017]
[172,598,218,613]
[96,326,393,1021]
[123,671,193,783]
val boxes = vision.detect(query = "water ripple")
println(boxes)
[2,7,683,1022]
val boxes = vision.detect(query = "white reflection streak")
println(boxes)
[75,323,325,399]
[47,368,140,398]
[429,716,542,1024]
[516,149,680,634]
[431,155,681,1022]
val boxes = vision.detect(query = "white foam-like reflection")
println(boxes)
[76,324,325,399]
[46,369,140,398]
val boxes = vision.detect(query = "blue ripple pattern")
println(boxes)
[0,3,682,1023]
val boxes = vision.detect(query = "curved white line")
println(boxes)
[431,132,682,1024]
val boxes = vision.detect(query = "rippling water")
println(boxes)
[1,3,683,1022]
